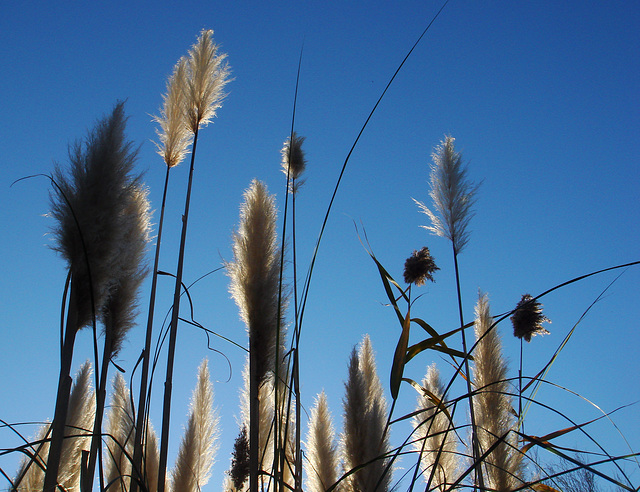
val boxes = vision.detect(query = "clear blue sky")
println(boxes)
[1,1,639,489]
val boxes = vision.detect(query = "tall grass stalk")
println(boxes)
[414,135,483,489]
[130,56,192,492]
[278,131,307,491]
[228,179,282,492]
[157,29,230,492]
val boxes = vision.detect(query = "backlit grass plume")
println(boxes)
[100,184,151,358]
[412,364,457,490]
[305,391,340,492]
[49,101,141,331]
[154,57,192,169]
[228,179,282,383]
[341,335,391,491]
[472,293,525,490]
[413,135,478,254]
[45,102,142,492]
[281,132,307,192]
[170,359,219,492]
[185,29,231,132]
[105,374,135,492]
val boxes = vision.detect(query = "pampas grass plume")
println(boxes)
[100,184,151,358]
[154,57,192,168]
[171,359,219,492]
[281,132,307,190]
[341,335,391,491]
[186,29,231,132]
[305,391,339,492]
[473,293,524,490]
[412,364,457,490]
[413,135,478,254]
[49,102,141,330]
[228,179,281,382]
[105,374,135,492]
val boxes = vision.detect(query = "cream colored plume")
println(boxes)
[185,29,231,132]
[281,132,307,191]
[305,391,339,492]
[472,293,525,490]
[228,179,283,383]
[154,57,192,168]
[105,374,135,492]
[170,359,219,492]
[341,335,391,491]
[412,364,458,490]
[413,135,479,254]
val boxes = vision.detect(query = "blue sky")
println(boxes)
[1,1,639,489]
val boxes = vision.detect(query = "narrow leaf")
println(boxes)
[390,310,411,400]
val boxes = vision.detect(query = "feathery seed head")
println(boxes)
[414,135,479,254]
[412,363,458,488]
[342,336,391,491]
[281,132,307,190]
[100,184,152,358]
[172,359,219,492]
[403,246,439,286]
[186,29,231,132]
[511,294,551,342]
[49,102,141,331]
[228,427,250,490]
[305,391,339,492]
[154,57,192,168]
[228,179,283,382]
[13,362,95,491]
[473,293,525,488]
[105,373,135,492]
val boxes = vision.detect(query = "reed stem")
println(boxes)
[130,164,171,492]
[157,126,200,492]
[452,247,484,491]
[43,289,79,492]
